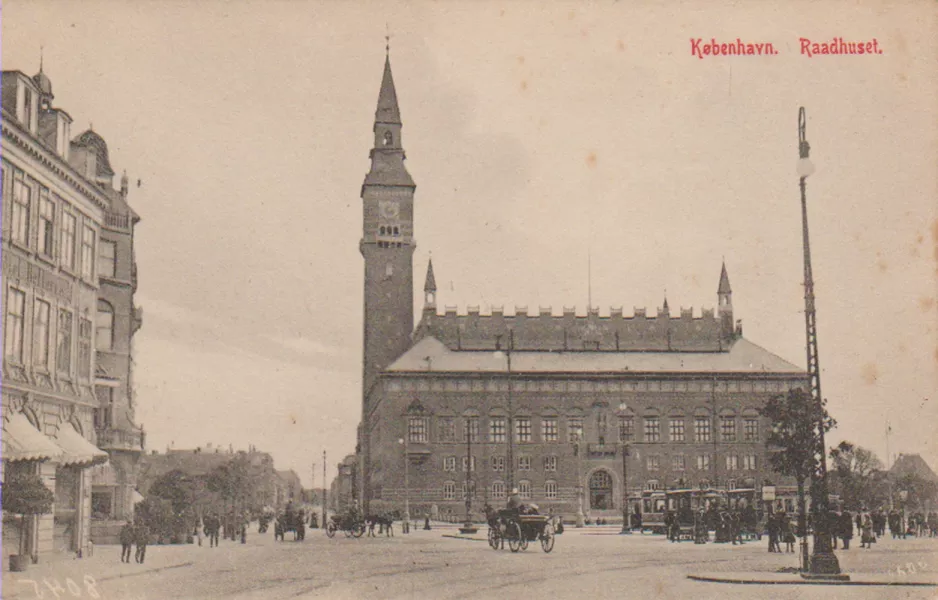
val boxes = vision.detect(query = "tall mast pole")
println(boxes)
[322,450,327,527]
[798,107,842,577]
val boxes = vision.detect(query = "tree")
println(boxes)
[3,470,55,558]
[828,441,886,510]
[760,387,836,570]
[895,472,938,512]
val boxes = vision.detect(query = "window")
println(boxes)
[725,455,739,471]
[697,454,711,471]
[489,417,506,443]
[461,456,476,472]
[56,309,73,374]
[515,417,532,443]
[544,455,557,471]
[438,418,455,442]
[464,417,479,443]
[383,131,393,146]
[519,480,531,500]
[669,418,685,442]
[491,456,505,472]
[646,480,660,491]
[618,416,634,442]
[96,301,114,351]
[720,417,737,442]
[78,318,92,378]
[12,179,31,246]
[567,417,584,442]
[99,240,117,278]
[728,478,737,491]
[743,454,757,471]
[644,417,660,442]
[62,213,77,270]
[542,417,558,442]
[492,481,506,500]
[743,419,759,442]
[23,87,33,128]
[95,386,113,428]
[33,299,51,367]
[443,456,456,472]
[81,225,96,279]
[545,480,558,500]
[408,416,428,443]
[647,455,660,471]
[518,456,531,471]
[694,416,711,442]
[4,288,26,362]
[672,454,686,471]
[443,481,457,501]
[38,195,55,257]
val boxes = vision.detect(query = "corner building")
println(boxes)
[358,55,805,522]
[2,65,143,560]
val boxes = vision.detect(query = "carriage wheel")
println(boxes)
[520,535,529,551]
[353,523,366,538]
[488,527,500,550]
[325,522,337,538]
[507,522,523,553]
[540,523,555,553]
[344,526,354,538]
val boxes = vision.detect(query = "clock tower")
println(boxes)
[360,53,416,397]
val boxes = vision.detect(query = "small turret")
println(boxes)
[423,258,437,310]
[717,261,734,339]
[121,170,129,197]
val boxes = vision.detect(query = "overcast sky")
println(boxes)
[4,1,936,487]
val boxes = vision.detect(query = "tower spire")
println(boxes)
[662,290,669,313]
[375,52,401,126]
[718,260,732,295]
[424,258,437,309]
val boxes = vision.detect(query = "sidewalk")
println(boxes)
[688,571,938,586]
[2,543,198,599]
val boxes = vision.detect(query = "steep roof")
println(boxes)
[890,454,938,484]
[387,335,803,375]
[718,261,732,295]
[375,56,401,125]
[424,259,437,292]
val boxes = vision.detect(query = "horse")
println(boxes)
[274,509,306,541]
[365,514,394,537]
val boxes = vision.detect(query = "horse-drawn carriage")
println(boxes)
[274,507,306,541]
[486,505,558,553]
[325,510,366,538]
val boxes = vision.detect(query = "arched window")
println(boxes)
[519,480,531,500]
[95,300,114,351]
[442,481,457,501]
[491,481,506,500]
[383,131,393,146]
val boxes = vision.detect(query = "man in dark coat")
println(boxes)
[134,520,150,564]
[840,510,854,549]
[119,521,134,563]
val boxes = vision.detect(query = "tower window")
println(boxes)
[380,226,386,235]
[384,131,393,146]
[393,226,399,236]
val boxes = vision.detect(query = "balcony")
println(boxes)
[104,211,132,231]
[586,444,618,459]
[95,427,145,452]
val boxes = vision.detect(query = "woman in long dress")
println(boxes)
[860,513,874,549]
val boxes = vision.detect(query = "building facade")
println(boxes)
[356,55,806,522]
[1,65,142,559]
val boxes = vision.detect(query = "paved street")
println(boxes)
[5,525,937,600]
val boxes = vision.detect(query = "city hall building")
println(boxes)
[2,64,144,559]
[356,54,806,521]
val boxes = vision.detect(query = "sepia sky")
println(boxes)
[4,1,936,487]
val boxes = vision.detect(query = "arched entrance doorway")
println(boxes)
[589,470,613,510]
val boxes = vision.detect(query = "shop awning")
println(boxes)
[2,412,62,462]
[54,426,109,467]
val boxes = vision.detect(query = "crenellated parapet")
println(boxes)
[414,303,732,352]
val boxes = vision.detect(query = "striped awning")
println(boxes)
[54,426,108,467]
[2,412,62,462]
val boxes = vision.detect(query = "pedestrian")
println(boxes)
[767,511,779,553]
[860,513,874,549]
[840,510,853,550]
[134,520,150,564]
[119,521,134,563]
[781,513,796,553]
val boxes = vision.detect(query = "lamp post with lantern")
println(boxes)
[619,402,632,534]
[398,436,411,533]
[493,330,515,492]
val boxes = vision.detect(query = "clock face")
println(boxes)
[378,200,400,220]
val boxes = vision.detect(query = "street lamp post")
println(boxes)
[797,107,843,579]
[398,436,411,534]
[459,418,478,534]
[619,403,631,534]
[574,433,585,527]
[322,450,327,528]
[494,330,515,492]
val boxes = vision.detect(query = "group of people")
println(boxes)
[765,511,796,552]
[118,520,150,564]
[665,505,758,545]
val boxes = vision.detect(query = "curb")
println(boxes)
[441,535,488,542]
[688,574,938,587]
[99,561,194,582]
